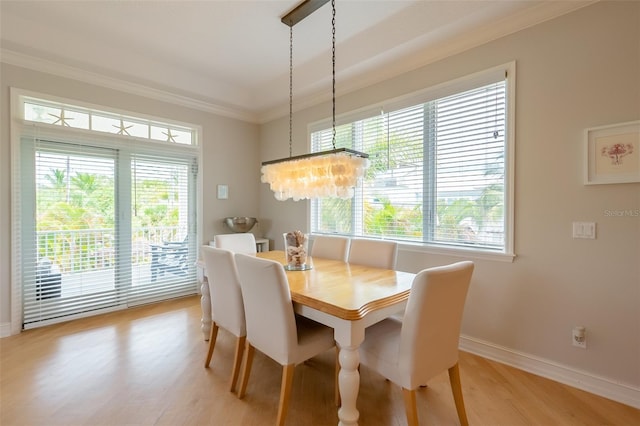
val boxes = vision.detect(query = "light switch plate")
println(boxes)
[217,184,228,200]
[572,222,596,239]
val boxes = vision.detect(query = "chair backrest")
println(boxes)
[311,235,350,261]
[347,238,398,269]
[234,253,299,365]
[399,261,474,387]
[214,233,257,255]
[200,246,246,337]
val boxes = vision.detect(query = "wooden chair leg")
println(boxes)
[237,342,255,399]
[204,322,219,368]
[277,364,295,426]
[402,388,419,426]
[448,363,469,426]
[334,346,340,406]
[229,335,246,393]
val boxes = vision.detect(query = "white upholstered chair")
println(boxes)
[347,238,398,269]
[234,253,336,426]
[213,233,257,255]
[358,261,474,426]
[310,235,350,261]
[200,246,246,393]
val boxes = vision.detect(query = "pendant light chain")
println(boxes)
[289,25,294,158]
[261,0,369,201]
[331,0,336,150]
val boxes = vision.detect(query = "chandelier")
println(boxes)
[261,0,369,201]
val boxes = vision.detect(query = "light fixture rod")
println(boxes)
[281,0,329,27]
[262,147,368,166]
[261,0,370,201]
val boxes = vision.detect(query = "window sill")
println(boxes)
[398,241,516,263]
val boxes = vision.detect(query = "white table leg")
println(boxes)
[293,306,372,426]
[200,276,211,341]
[337,344,360,426]
[334,322,365,426]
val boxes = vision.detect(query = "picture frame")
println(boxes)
[584,120,640,185]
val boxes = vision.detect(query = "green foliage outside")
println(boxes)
[37,165,183,272]
[317,110,504,247]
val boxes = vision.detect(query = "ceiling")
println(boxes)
[1,0,593,123]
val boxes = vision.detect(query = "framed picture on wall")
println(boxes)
[584,120,640,185]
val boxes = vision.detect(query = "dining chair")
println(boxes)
[234,253,336,426]
[358,261,475,426]
[200,246,246,393]
[213,233,257,255]
[347,238,398,269]
[310,235,350,261]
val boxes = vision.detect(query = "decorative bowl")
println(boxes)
[223,217,258,233]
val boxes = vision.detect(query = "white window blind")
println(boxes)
[20,138,198,328]
[15,92,200,329]
[23,141,120,324]
[311,68,510,253]
[127,154,197,305]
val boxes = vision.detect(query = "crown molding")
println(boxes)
[0,48,260,124]
[255,0,598,124]
[2,1,596,126]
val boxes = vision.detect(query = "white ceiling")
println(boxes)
[1,0,593,123]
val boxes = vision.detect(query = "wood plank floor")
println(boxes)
[1,296,638,425]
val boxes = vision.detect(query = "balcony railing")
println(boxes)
[37,226,187,274]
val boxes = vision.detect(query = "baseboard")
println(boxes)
[0,322,12,338]
[460,335,640,409]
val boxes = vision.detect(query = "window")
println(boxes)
[310,64,514,257]
[24,97,196,145]
[12,90,201,329]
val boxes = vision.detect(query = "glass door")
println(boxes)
[126,155,197,306]
[21,141,198,328]
[23,142,120,326]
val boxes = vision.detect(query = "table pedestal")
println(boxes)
[197,262,211,340]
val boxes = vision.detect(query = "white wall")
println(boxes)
[259,1,639,405]
[0,64,261,332]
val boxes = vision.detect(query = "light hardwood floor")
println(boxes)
[1,296,638,426]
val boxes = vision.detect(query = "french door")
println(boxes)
[21,138,198,328]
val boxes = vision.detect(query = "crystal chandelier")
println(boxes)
[261,0,369,202]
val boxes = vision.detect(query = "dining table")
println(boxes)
[197,250,416,426]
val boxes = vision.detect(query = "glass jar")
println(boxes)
[283,231,310,270]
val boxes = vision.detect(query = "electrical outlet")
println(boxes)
[572,326,587,349]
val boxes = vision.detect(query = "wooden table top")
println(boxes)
[257,250,415,321]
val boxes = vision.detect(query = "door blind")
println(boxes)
[22,139,198,328]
